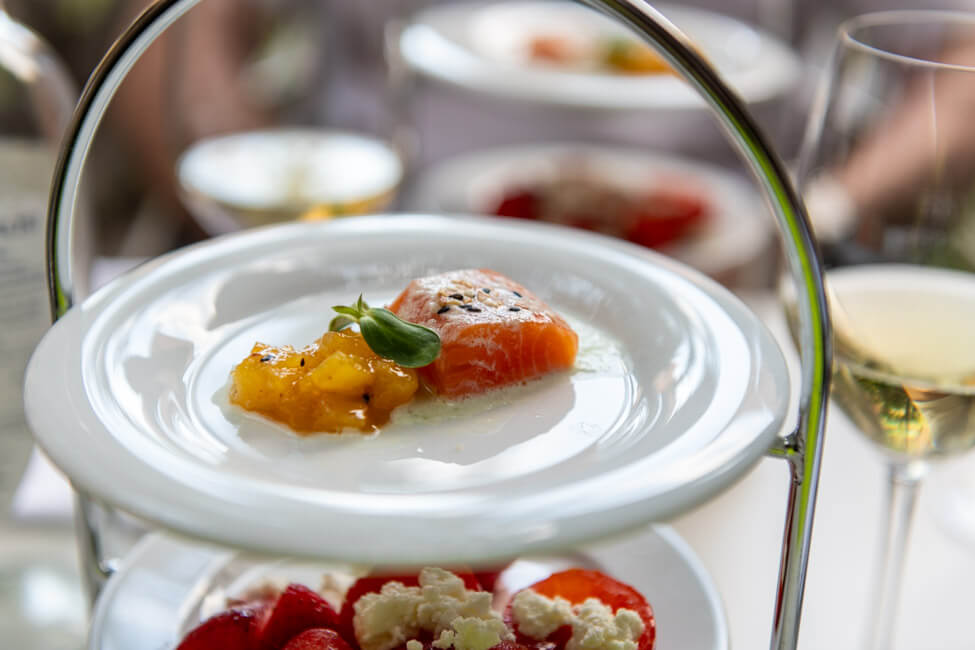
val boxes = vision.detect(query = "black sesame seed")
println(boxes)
[512,291,522,297]
[482,288,491,294]
[467,307,482,312]
[260,355,272,362]
[300,358,305,367]
[362,393,371,403]
[449,293,464,300]
[509,306,521,312]
[437,305,450,314]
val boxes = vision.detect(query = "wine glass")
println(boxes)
[788,11,975,650]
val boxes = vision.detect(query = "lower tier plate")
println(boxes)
[90,525,728,650]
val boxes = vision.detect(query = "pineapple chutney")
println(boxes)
[229,330,420,433]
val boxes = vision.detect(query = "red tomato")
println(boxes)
[504,569,655,650]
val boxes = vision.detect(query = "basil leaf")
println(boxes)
[359,307,441,368]
[329,314,356,332]
[332,305,362,318]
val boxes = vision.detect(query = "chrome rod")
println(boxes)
[574,3,831,648]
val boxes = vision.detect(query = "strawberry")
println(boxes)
[176,608,263,650]
[282,628,354,650]
[257,584,341,650]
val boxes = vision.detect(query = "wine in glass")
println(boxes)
[789,11,975,649]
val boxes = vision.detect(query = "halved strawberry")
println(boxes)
[176,608,264,650]
[503,569,655,650]
[257,584,341,650]
[282,628,354,650]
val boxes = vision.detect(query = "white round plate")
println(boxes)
[25,215,789,563]
[90,526,728,650]
[398,1,800,111]
[406,144,772,281]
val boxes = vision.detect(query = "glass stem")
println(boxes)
[866,461,923,650]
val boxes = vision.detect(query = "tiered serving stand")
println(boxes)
[25,1,830,649]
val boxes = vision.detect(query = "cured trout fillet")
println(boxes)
[389,269,578,397]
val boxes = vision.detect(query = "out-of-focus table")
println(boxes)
[671,292,975,650]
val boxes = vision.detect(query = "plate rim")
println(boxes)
[25,215,789,563]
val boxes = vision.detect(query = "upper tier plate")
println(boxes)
[398,1,801,110]
[25,215,789,563]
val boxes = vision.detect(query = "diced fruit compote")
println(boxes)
[230,330,419,433]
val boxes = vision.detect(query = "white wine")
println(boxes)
[787,264,975,458]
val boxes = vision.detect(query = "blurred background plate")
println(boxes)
[406,144,774,286]
[398,1,801,111]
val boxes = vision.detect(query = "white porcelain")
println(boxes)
[399,1,801,111]
[90,526,728,650]
[406,143,772,281]
[25,215,789,563]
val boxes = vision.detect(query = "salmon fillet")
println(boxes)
[389,269,578,398]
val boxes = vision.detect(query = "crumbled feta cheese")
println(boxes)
[353,567,513,650]
[510,589,574,639]
[511,591,645,650]
[568,599,644,650]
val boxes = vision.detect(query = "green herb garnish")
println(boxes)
[329,295,441,368]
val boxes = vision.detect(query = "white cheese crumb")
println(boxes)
[510,589,574,639]
[511,591,645,650]
[406,640,424,650]
[353,567,513,650]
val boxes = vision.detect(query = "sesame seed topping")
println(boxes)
[449,293,464,300]
[509,306,521,312]
[437,305,450,314]
[260,355,272,363]
[512,291,522,297]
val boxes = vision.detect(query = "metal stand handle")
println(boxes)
[45,2,831,648]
